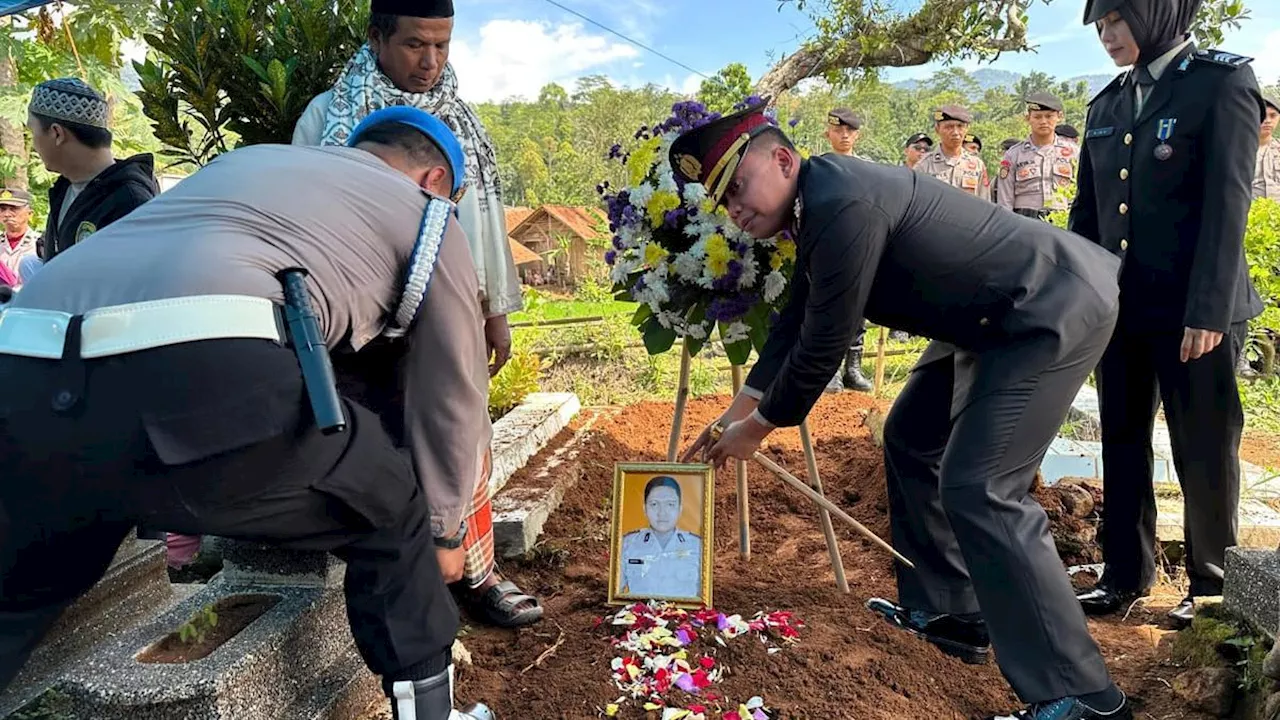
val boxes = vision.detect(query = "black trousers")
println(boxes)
[1095,319,1248,597]
[884,320,1115,704]
[0,340,458,695]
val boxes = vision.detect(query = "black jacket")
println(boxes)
[1068,44,1264,332]
[746,155,1121,427]
[39,154,159,261]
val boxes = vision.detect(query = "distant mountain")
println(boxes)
[892,68,1115,97]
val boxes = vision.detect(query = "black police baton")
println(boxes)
[278,268,347,435]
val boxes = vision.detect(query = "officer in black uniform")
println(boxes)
[1069,0,1264,628]
[676,103,1132,720]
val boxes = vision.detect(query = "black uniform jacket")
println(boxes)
[1068,44,1264,333]
[39,153,159,262]
[745,156,1121,428]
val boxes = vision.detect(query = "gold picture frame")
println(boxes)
[607,462,715,608]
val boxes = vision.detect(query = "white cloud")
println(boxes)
[451,19,639,102]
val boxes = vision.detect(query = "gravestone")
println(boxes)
[0,534,175,717]
[1224,546,1280,641]
[40,540,379,720]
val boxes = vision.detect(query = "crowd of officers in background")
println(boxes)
[820,89,1279,390]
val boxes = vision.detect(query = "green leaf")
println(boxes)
[685,335,706,357]
[631,303,652,326]
[643,323,677,355]
[724,338,752,366]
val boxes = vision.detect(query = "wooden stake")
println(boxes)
[873,326,888,398]
[799,421,848,592]
[666,341,692,462]
[730,364,751,560]
[749,452,915,568]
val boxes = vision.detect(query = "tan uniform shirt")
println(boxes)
[996,136,1080,212]
[1255,138,1280,201]
[0,226,39,281]
[12,144,491,536]
[619,529,703,599]
[913,148,991,200]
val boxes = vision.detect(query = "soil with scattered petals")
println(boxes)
[440,393,1211,720]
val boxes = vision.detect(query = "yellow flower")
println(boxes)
[798,147,812,159]
[627,137,662,187]
[699,198,717,216]
[704,233,732,278]
[643,242,666,267]
[647,190,681,227]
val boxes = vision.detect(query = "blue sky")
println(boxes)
[449,0,1280,102]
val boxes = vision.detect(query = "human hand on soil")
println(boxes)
[705,415,772,468]
[1180,327,1222,363]
[681,393,760,463]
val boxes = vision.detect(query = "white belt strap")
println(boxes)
[0,295,285,360]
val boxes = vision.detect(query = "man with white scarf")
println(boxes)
[294,0,542,630]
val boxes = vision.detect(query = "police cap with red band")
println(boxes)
[669,101,776,206]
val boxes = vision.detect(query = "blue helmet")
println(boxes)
[347,106,467,200]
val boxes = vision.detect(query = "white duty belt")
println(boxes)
[0,295,286,359]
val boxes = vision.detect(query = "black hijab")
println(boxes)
[1083,0,1202,66]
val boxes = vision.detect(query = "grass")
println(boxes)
[510,299,635,324]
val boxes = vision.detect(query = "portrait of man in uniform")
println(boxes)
[608,464,714,606]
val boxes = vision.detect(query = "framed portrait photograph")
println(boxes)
[608,462,715,608]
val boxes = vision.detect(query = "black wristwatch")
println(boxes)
[434,521,467,549]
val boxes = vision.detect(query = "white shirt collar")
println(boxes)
[1143,38,1193,82]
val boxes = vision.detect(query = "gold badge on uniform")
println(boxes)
[933,111,944,122]
[676,153,703,181]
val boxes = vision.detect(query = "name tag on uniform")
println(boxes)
[1086,127,1115,139]
[1052,161,1073,179]
[1016,165,1039,181]
[961,175,978,190]
[628,559,644,564]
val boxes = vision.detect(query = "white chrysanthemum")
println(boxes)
[738,252,759,288]
[653,259,669,279]
[722,320,750,344]
[686,322,708,340]
[763,270,786,302]
[629,182,654,210]
[610,256,640,285]
[616,224,640,250]
[682,182,707,206]
[657,169,679,194]
[655,310,677,329]
[672,250,703,281]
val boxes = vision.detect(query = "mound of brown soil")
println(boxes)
[449,393,1208,720]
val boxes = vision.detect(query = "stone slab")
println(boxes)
[1041,438,1099,484]
[492,411,596,558]
[1224,547,1280,640]
[209,539,344,589]
[31,577,353,720]
[1157,496,1280,549]
[489,392,581,497]
[279,649,380,720]
[0,537,175,717]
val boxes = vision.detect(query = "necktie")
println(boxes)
[1133,65,1156,117]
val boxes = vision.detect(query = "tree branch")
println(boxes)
[756,0,1031,99]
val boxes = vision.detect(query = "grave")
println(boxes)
[0,534,181,717]
[1,391,582,720]
[1224,546,1280,641]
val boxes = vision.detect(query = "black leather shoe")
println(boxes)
[1076,584,1143,616]
[986,695,1132,719]
[1168,597,1195,628]
[865,598,989,664]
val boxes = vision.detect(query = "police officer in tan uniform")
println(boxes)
[1255,94,1280,201]
[902,133,932,169]
[997,93,1080,219]
[914,105,990,200]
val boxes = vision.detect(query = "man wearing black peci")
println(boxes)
[1069,0,1264,628]
[677,102,1132,719]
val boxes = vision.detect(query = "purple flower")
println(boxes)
[607,143,623,160]
[634,274,647,291]
[707,290,755,321]
[663,207,686,229]
[612,235,626,250]
[788,117,800,128]
[712,260,744,292]
[604,249,617,266]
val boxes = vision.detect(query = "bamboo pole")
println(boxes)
[730,364,751,560]
[666,341,692,462]
[873,326,888,398]
[799,421,848,592]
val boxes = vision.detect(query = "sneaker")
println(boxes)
[987,695,1131,720]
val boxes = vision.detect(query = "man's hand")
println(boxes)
[681,392,760,463]
[435,544,466,583]
[705,415,772,468]
[1180,327,1224,363]
[485,314,512,377]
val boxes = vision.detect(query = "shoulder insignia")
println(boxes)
[382,196,453,340]
[1193,49,1253,69]
[1088,73,1126,106]
[75,221,97,242]
[999,164,1009,179]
